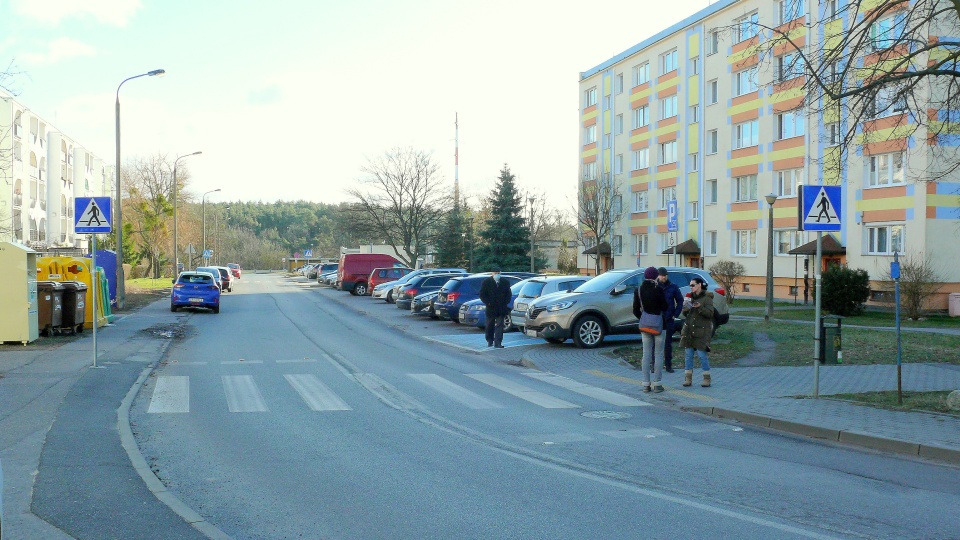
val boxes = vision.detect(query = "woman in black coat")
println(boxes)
[633,266,668,392]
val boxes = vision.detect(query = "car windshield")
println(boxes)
[441,279,462,292]
[510,280,528,294]
[573,271,631,293]
[518,281,546,298]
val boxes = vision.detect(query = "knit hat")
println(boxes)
[657,267,668,276]
[643,266,659,280]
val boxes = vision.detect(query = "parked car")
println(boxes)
[368,267,413,297]
[228,262,242,279]
[337,253,403,295]
[410,290,439,316]
[171,271,221,313]
[213,266,234,292]
[395,273,464,310]
[315,263,338,282]
[379,268,468,303]
[195,266,223,291]
[524,267,729,348]
[458,277,537,329]
[434,273,527,322]
[662,266,731,334]
[319,271,338,286]
[511,275,591,332]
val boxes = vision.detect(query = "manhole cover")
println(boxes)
[581,410,632,420]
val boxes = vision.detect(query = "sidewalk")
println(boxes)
[522,345,960,465]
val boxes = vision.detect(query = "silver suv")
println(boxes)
[523,266,729,349]
[511,275,590,332]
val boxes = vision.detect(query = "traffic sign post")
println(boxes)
[75,197,112,369]
[667,200,679,266]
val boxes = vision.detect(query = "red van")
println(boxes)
[367,267,413,295]
[337,253,403,295]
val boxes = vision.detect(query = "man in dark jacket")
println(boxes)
[479,266,512,348]
[657,267,684,373]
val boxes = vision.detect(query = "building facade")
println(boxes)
[578,0,960,309]
[0,93,112,251]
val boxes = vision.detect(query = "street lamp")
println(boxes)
[172,151,201,275]
[528,196,536,273]
[115,68,164,309]
[765,192,778,322]
[201,189,221,265]
[216,206,230,265]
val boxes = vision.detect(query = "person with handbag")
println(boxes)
[633,266,668,393]
[680,276,715,387]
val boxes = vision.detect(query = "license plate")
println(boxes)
[189,298,204,303]
[515,303,527,311]
[526,329,538,338]
[435,308,443,315]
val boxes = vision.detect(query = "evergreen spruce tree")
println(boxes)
[474,165,529,271]
[434,199,468,268]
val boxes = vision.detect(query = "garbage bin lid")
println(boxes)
[37,281,65,290]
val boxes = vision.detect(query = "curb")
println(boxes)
[683,406,960,466]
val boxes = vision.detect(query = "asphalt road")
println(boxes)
[118,274,960,539]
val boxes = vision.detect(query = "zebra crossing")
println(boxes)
[144,370,651,415]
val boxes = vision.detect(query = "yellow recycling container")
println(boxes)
[36,256,108,329]
[0,242,39,344]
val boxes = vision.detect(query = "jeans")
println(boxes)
[485,313,506,346]
[684,348,710,372]
[663,325,676,369]
[641,332,665,385]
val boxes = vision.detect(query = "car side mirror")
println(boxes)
[612,284,627,295]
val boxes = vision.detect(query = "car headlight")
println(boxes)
[546,300,576,312]
[471,305,485,311]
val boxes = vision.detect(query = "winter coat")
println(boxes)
[479,276,512,317]
[633,279,667,319]
[679,290,715,351]
[658,279,684,331]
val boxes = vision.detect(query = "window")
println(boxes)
[734,67,758,96]
[688,152,699,171]
[689,57,699,75]
[612,195,623,215]
[603,95,612,109]
[825,122,841,145]
[704,231,718,256]
[689,201,699,220]
[734,120,759,149]
[612,235,623,256]
[585,125,597,144]
[707,129,719,154]
[633,234,649,255]
[867,152,906,187]
[615,73,624,94]
[660,49,678,75]
[777,0,805,24]
[734,12,759,43]
[615,114,624,134]
[775,230,803,255]
[705,179,718,204]
[777,52,806,82]
[867,85,907,118]
[633,105,649,128]
[633,190,649,212]
[735,229,758,255]
[658,186,677,209]
[705,30,719,55]
[777,110,805,139]
[869,13,906,51]
[707,79,719,105]
[582,161,597,180]
[825,61,840,84]
[775,169,800,197]
[867,224,905,255]
[632,148,649,170]
[734,175,758,202]
[689,105,699,123]
[633,63,650,86]
[658,233,672,253]
[614,153,623,174]
[659,141,677,164]
[584,87,597,107]
[660,95,678,119]
[603,133,612,148]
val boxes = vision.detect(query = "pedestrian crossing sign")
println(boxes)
[799,186,841,232]
[74,197,112,233]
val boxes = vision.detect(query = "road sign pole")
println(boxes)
[812,231,822,398]
[91,234,99,369]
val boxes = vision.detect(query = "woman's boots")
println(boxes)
[702,372,711,387]
[683,370,693,387]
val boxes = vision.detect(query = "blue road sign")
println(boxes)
[800,186,842,232]
[666,200,679,232]
[75,197,112,233]
[304,249,313,257]
[202,249,213,259]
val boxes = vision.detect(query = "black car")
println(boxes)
[395,273,463,310]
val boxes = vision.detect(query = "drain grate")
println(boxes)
[581,410,632,420]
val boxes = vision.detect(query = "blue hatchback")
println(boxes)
[433,273,529,322]
[458,278,533,328]
[171,271,221,313]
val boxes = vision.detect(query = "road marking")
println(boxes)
[599,428,672,439]
[284,374,352,411]
[466,374,579,409]
[583,369,718,402]
[523,372,649,407]
[276,358,317,364]
[147,376,189,413]
[673,423,743,434]
[222,375,269,412]
[168,361,207,366]
[222,360,263,365]
[408,374,503,409]
[520,433,593,444]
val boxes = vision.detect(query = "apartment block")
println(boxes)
[0,93,112,251]
[578,0,960,309]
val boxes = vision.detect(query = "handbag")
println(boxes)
[638,294,663,335]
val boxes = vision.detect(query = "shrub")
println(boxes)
[822,264,870,316]
[709,260,746,305]
[880,252,944,320]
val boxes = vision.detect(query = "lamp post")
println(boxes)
[172,151,201,275]
[201,189,221,265]
[528,196,536,272]
[115,68,164,309]
[765,192,778,322]
[216,206,230,265]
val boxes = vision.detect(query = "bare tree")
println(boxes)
[346,147,449,267]
[880,251,945,319]
[575,171,623,275]
[709,260,746,306]
[123,154,192,277]
[729,1,960,186]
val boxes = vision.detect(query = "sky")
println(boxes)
[0,0,712,211]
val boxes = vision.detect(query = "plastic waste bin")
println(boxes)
[820,315,843,364]
[60,281,88,334]
[36,281,65,336]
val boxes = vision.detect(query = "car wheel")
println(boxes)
[386,291,394,304]
[572,315,605,349]
[213,306,220,314]
[545,337,565,344]
[171,305,178,313]
[503,313,513,331]
[354,283,367,296]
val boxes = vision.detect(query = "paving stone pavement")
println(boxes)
[522,345,960,463]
